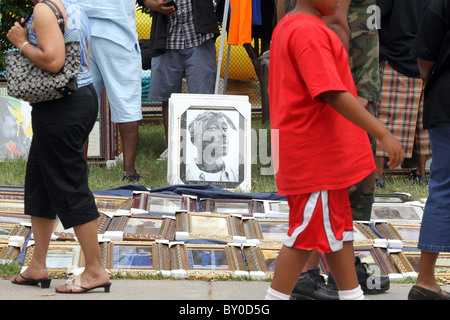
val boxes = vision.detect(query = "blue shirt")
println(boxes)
[27,0,92,87]
[76,0,139,52]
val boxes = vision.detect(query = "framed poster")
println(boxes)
[132,191,196,214]
[168,94,251,192]
[0,81,32,161]
[106,241,170,274]
[371,203,423,222]
[169,243,247,278]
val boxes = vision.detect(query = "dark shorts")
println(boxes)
[25,84,99,229]
[148,39,217,102]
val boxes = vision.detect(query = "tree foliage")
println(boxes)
[0,0,34,74]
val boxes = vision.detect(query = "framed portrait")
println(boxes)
[0,244,20,261]
[94,195,133,213]
[400,252,450,278]
[0,224,30,240]
[353,222,380,241]
[175,212,242,242]
[199,198,264,216]
[0,82,118,163]
[106,241,170,274]
[0,200,25,214]
[106,214,176,241]
[374,193,413,203]
[24,241,108,273]
[0,187,25,201]
[371,204,423,222]
[320,245,399,279]
[262,200,290,218]
[169,243,247,278]
[167,94,252,192]
[0,213,31,225]
[242,218,289,245]
[132,191,196,214]
[259,246,281,275]
[376,222,421,247]
[0,81,33,161]
[86,89,121,162]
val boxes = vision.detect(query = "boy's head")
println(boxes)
[301,0,342,16]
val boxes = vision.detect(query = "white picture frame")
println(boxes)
[167,93,251,192]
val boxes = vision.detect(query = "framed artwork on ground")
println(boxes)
[175,211,243,242]
[23,241,108,274]
[371,203,423,222]
[199,198,264,216]
[132,191,196,214]
[106,241,170,275]
[169,243,247,279]
[106,214,176,241]
[167,93,252,192]
[242,218,289,245]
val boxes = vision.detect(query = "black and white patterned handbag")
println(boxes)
[4,0,80,103]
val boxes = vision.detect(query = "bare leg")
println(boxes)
[269,245,312,295]
[118,121,139,176]
[11,216,54,282]
[323,242,359,291]
[416,154,428,176]
[302,249,321,272]
[162,101,168,144]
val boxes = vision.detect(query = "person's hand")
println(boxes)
[146,0,176,15]
[358,96,368,110]
[378,133,405,169]
[7,19,28,50]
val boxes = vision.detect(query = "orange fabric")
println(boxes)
[228,0,252,45]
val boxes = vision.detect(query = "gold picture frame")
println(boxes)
[106,214,176,241]
[169,243,247,278]
[106,241,170,275]
[132,192,196,214]
[175,212,243,242]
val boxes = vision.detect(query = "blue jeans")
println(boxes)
[418,123,450,252]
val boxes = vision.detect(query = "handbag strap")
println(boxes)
[41,0,65,35]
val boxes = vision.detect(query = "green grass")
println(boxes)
[0,121,428,199]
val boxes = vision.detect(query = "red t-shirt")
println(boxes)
[269,13,376,195]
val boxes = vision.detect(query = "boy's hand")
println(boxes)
[377,133,405,169]
[143,0,176,15]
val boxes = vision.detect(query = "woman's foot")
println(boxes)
[55,271,110,293]
[11,267,50,288]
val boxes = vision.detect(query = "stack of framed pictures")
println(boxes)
[132,191,196,215]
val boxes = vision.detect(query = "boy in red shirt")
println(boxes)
[266,0,404,300]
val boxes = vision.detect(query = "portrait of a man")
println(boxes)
[180,108,244,188]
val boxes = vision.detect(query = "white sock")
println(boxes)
[338,285,365,300]
[265,286,291,300]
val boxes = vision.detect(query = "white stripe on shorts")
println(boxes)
[284,191,353,252]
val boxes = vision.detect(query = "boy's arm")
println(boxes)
[417,58,435,83]
[321,91,404,169]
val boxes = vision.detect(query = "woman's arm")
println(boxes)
[7,3,65,73]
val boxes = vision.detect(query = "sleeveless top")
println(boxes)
[27,0,92,87]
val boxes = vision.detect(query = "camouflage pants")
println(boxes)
[349,101,377,221]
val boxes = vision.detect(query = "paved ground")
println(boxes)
[1,278,447,300]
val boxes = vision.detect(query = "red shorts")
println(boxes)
[284,189,354,253]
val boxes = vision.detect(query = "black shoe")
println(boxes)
[407,169,428,185]
[290,268,339,300]
[375,177,385,188]
[122,172,142,182]
[408,285,450,300]
[328,257,390,294]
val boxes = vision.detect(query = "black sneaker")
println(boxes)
[290,268,339,300]
[122,172,142,182]
[328,257,390,294]
[407,169,428,185]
